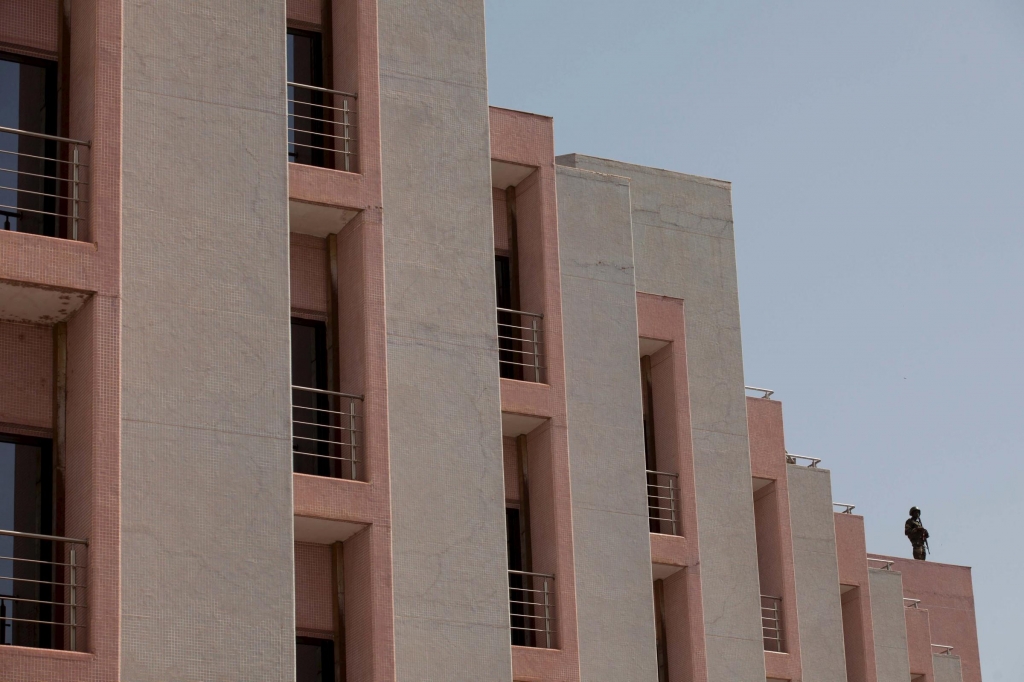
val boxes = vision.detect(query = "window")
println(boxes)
[296,636,336,682]
[0,52,59,236]
[0,435,55,648]
[287,29,330,168]
[292,318,334,476]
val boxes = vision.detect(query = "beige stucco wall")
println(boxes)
[869,568,912,682]
[556,165,660,681]
[788,465,848,681]
[932,654,964,682]
[119,0,296,679]
[377,0,512,679]
[558,154,766,681]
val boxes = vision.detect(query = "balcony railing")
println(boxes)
[0,529,87,651]
[509,569,555,649]
[646,470,680,536]
[0,126,89,240]
[287,82,357,172]
[497,308,545,383]
[761,594,783,652]
[292,385,363,480]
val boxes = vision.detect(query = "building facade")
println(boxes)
[0,1,981,681]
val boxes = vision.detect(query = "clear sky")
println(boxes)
[485,1,1023,677]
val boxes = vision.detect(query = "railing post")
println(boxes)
[531,318,540,382]
[669,479,678,536]
[349,397,357,480]
[542,577,552,649]
[71,145,81,241]
[69,544,77,651]
[342,99,351,172]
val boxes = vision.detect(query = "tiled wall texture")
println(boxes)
[0,320,53,432]
[559,154,766,681]
[119,0,296,680]
[556,164,660,680]
[377,0,512,679]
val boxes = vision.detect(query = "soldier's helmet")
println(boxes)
[909,506,921,515]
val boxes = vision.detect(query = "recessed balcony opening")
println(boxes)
[292,318,363,480]
[493,161,545,384]
[640,339,681,536]
[1,51,88,241]
[287,27,357,172]
[753,477,786,653]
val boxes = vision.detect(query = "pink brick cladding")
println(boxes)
[873,556,981,682]
[490,106,582,682]
[834,512,880,682]
[636,292,707,682]
[746,396,803,681]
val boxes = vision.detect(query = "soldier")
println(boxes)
[905,506,929,561]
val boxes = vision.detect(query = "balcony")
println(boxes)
[292,386,363,480]
[0,529,87,651]
[761,594,783,652]
[0,126,89,240]
[645,469,680,536]
[287,82,357,172]
[509,569,555,649]
[497,308,545,383]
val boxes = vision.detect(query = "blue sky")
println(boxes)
[485,1,1024,676]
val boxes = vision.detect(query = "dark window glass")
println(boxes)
[291,319,336,476]
[287,30,330,167]
[496,256,522,380]
[0,435,55,648]
[296,636,335,682]
[506,507,528,646]
[0,52,58,236]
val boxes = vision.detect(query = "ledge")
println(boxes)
[511,645,571,682]
[292,473,376,526]
[500,378,555,419]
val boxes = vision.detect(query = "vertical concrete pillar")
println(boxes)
[556,165,660,680]
[869,569,913,682]
[557,155,766,681]
[376,0,512,679]
[120,0,296,679]
[788,466,848,680]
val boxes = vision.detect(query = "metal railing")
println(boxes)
[904,598,921,609]
[785,451,821,468]
[0,529,87,650]
[833,503,856,514]
[745,385,775,399]
[932,644,955,655]
[287,82,357,172]
[761,594,784,652]
[0,126,89,240]
[292,385,363,480]
[646,470,680,536]
[508,569,555,649]
[497,308,545,383]
[867,557,894,571]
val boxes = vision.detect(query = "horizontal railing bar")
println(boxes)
[0,575,83,589]
[498,361,547,371]
[287,81,358,98]
[509,588,556,597]
[646,470,679,477]
[0,529,87,545]
[760,595,782,601]
[510,626,554,634]
[292,417,356,428]
[293,451,357,464]
[292,405,362,418]
[288,127,356,143]
[0,125,90,146]
[288,140,356,155]
[496,347,542,358]
[0,202,82,221]
[288,103,360,119]
[744,385,774,399]
[833,503,856,513]
[785,452,821,467]
[0,148,90,168]
[0,553,80,568]
[292,386,363,399]
[0,166,88,184]
[0,183,89,203]
[508,569,554,579]
[293,435,356,447]
[0,614,87,628]
[0,594,88,609]
[497,307,543,319]
[498,325,546,335]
